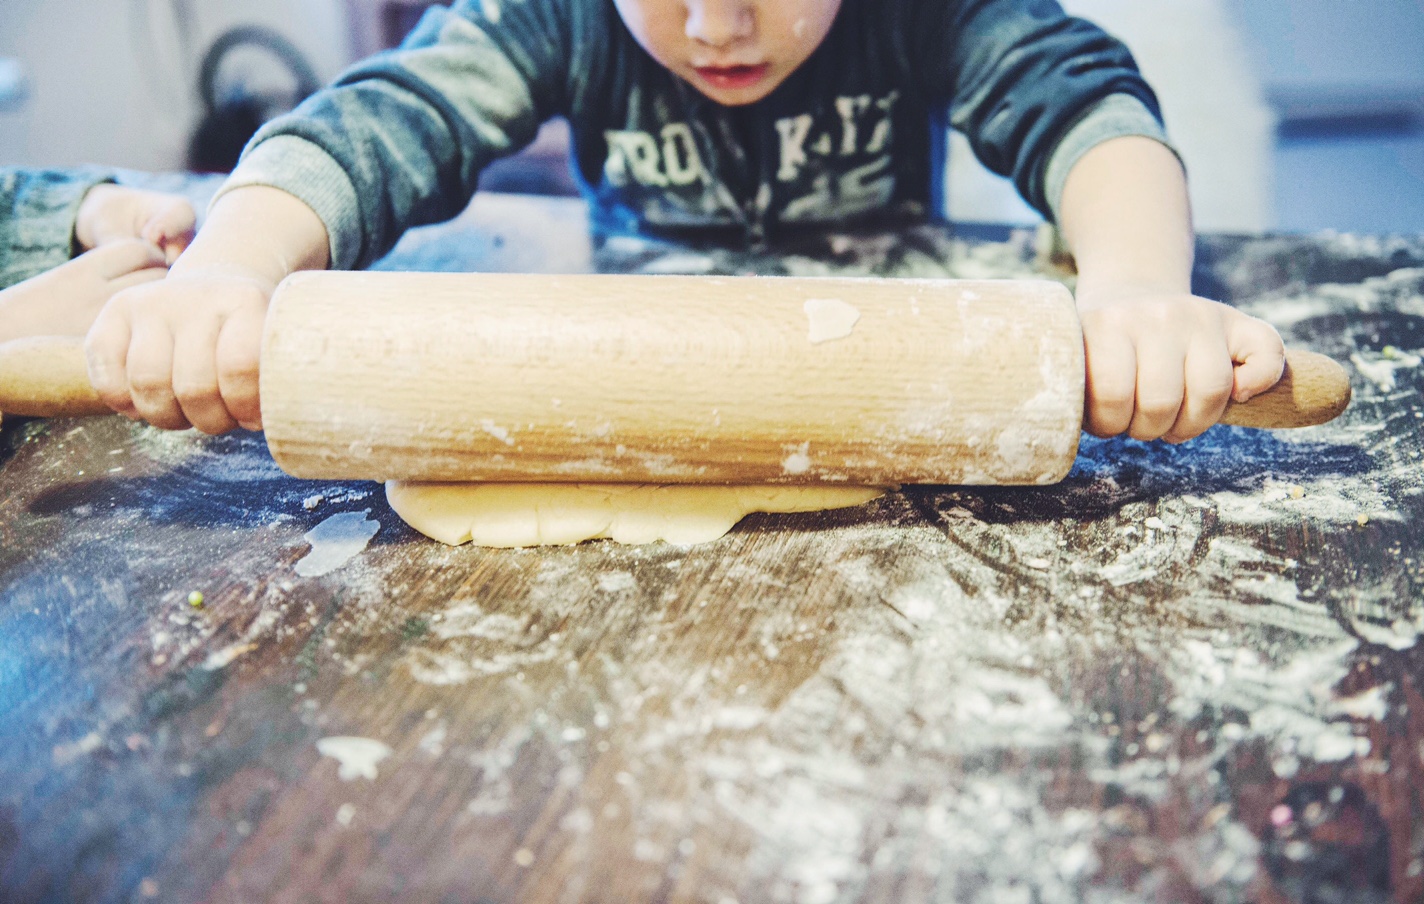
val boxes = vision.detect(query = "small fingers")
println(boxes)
[1128,342,1186,441]
[1225,311,1286,403]
[1163,336,1234,443]
[216,306,266,430]
[80,270,266,433]
[1077,294,1278,443]
[140,198,197,264]
[126,319,191,431]
[85,301,139,419]
[172,319,240,435]
[1083,330,1137,437]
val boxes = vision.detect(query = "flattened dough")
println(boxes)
[385,481,886,547]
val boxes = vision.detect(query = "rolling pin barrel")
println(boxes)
[260,272,1088,485]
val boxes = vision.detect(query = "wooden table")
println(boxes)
[2,194,1421,904]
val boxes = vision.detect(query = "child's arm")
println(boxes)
[1057,135,1284,442]
[82,1,576,434]
[84,186,329,434]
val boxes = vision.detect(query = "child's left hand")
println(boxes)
[74,184,196,264]
[1076,286,1285,443]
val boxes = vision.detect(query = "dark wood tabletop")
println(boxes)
[2,193,1421,904]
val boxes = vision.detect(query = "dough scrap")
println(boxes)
[385,481,886,547]
[803,298,861,344]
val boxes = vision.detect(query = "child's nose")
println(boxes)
[685,0,755,48]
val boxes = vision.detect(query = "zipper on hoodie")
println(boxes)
[671,78,783,250]
[745,102,773,251]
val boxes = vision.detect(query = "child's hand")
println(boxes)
[74,184,196,264]
[1077,286,1285,443]
[82,184,331,435]
[84,269,272,434]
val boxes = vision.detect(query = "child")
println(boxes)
[83,0,1285,443]
[0,169,195,344]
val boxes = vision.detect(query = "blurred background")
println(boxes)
[1,0,1421,235]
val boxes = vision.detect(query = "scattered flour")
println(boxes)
[396,232,1423,900]
[316,736,393,781]
[285,228,1424,900]
[1350,347,1421,392]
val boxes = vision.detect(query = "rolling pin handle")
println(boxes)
[0,336,111,418]
[1217,349,1352,429]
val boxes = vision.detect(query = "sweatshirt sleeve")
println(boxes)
[218,0,579,270]
[0,166,114,289]
[908,0,1165,219]
[1040,92,1174,222]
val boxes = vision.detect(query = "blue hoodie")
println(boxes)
[227,0,1169,268]
[0,167,113,288]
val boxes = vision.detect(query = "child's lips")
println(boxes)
[693,63,771,91]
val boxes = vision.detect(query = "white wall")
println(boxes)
[0,0,351,171]
[1230,0,1424,99]
[946,0,1276,232]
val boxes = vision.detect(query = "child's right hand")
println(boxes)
[83,184,332,435]
[84,269,273,434]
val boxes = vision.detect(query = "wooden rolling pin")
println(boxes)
[0,272,1351,485]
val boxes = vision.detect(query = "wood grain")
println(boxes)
[0,336,106,418]
[261,272,1084,486]
[0,195,1419,904]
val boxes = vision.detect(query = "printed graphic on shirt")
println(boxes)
[602,90,900,228]
[603,123,709,188]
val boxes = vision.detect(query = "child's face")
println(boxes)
[611,0,842,106]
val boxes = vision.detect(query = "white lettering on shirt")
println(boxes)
[775,114,814,182]
[604,129,668,187]
[660,122,707,186]
[604,124,708,188]
[773,91,899,183]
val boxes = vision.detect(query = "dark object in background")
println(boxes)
[379,1,430,47]
[186,25,321,174]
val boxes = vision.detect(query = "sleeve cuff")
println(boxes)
[0,167,113,287]
[1043,94,1179,224]
[213,136,364,270]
